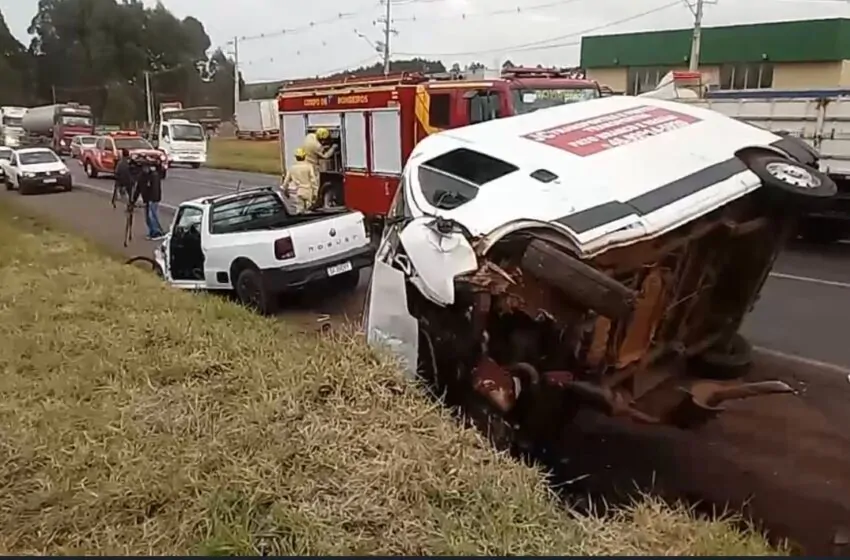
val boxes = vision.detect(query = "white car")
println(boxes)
[152,187,372,314]
[0,147,12,184]
[364,95,835,440]
[2,147,72,194]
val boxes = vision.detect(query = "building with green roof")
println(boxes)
[580,18,850,94]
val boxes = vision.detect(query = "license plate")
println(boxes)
[43,178,56,184]
[327,261,353,277]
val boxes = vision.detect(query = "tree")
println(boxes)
[21,0,238,123]
[0,9,31,105]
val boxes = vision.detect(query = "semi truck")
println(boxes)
[643,71,850,243]
[0,106,27,148]
[22,103,95,155]
[235,99,279,139]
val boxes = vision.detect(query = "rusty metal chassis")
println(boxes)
[410,191,797,438]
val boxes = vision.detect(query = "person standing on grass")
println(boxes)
[130,162,165,240]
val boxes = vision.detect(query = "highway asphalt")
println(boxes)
[54,160,850,370]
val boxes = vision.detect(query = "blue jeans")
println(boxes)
[145,202,164,238]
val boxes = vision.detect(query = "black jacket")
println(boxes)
[131,170,162,204]
[114,157,134,187]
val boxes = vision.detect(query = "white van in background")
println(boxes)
[158,118,207,168]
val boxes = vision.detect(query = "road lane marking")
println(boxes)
[767,272,850,289]
[754,346,850,376]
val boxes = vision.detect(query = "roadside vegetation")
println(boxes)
[207,137,281,175]
[0,202,784,555]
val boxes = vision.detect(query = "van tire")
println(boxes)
[235,268,278,316]
[745,154,836,205]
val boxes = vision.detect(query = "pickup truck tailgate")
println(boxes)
[292,210,369,263]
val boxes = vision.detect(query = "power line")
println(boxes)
[229,2,381,44]
[394,0,682,57]
[393,0,587,22]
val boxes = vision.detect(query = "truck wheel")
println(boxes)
[85,161,98,178]
[190,163,200,169]
[689,333,753,380]
[745,154,836,204]
[64,181,73,192]
[235,268,278,315]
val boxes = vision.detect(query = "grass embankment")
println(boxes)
[207,137,281,175]
[0,203,783,555]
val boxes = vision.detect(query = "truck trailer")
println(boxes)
[235,99,279,139]
[22,103,95,155]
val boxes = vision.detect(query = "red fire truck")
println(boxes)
[277,67,603,230]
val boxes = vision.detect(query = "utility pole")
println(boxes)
[144,71,153,128]
[381,0,393,75]
[688,0,704,72]
[232,36,240,117]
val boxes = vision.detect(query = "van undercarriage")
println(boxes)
[408,189,797,451]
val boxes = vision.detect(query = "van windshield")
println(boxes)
[171,124,205,142]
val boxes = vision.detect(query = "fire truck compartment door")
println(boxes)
[343,111,367,170]
[371,109,402,175]
[307,113,341,129]
[281,114,307,170]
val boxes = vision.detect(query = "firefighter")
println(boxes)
[302,127,336,174]
[281,147,318,213]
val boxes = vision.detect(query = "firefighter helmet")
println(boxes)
[294,147,306,160]
[315,127,330,140]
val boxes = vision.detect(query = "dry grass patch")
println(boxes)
[207,137,281,175]
[0,203,784,555]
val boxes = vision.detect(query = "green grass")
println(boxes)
[207,137,281,175]
[0,201,785,555]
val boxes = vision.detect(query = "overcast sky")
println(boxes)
[3,0,850,82]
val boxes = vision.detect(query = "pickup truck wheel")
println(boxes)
[85,161,98,178]
[689,333,753,380]
[235,268,278,315]
[746,154,836,205]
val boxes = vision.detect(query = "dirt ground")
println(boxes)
[4,187,850,555]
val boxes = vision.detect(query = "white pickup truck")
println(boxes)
[153,187,373,314]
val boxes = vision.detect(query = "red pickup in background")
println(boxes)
[82,131,168,179]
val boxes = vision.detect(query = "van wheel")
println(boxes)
[745,154,836,204]
[235,268,278,315]
[85,161,98,178]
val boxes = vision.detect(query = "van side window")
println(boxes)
[418,148,518,210]
[428,94,451,128]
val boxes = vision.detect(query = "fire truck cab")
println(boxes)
[277,67,603,232]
